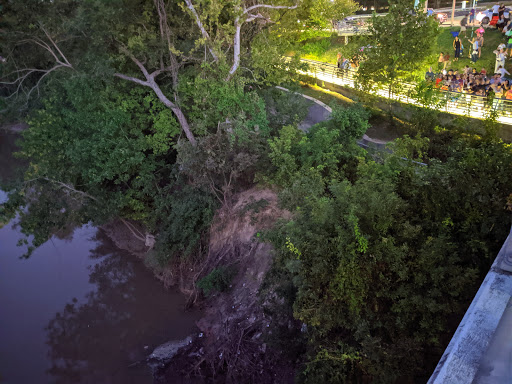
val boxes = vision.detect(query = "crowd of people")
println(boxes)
[425,65,512,98]
[332,3,512,105]
[425,3,512,101]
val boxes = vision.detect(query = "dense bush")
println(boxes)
[151,183,217,266]
[261,105,512,383]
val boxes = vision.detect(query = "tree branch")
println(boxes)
[24,177,99,202]
[226,2,297,80]
[1,26,73,102]
[154,0,180,88]
[118,45,151,80]
[115,47,197,146]
[39,24,72,67]
[243,3,298,14]
[184,0,219,61]
[113,73,150,87]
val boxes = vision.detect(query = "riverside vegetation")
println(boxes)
[1,0,512,383]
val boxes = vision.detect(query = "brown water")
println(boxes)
[0,133,201,384]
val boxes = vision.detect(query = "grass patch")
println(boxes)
[299,83,355,106]
[297,34,368,64]
[297,26,512,75]
[435,26,512,74]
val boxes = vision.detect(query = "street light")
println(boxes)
[452,0,456,26]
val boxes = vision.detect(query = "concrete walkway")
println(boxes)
[298,103,331,132]
[278,86,390,148]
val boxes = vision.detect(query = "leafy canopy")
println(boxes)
[357,0,439,93]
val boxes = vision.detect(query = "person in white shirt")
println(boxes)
[497,65,510,78]
[492,3,500,16]
[494,48,507,72]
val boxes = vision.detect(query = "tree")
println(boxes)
[183,0,300,79]
[0,0,304,144]
[261,109,512,382]
[357,0,439,99]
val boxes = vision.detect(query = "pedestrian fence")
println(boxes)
[287,57,512,125]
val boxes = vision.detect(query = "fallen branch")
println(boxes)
[0,25,73,102]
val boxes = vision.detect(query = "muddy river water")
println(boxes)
[0,132,201,383]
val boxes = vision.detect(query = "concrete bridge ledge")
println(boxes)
[429,230,512,384]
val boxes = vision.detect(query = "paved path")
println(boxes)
[298,103,331,131]
[277,86,391,148]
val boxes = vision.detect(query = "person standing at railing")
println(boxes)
[443,53,451,70]
[492,3,500,19]
[498,15,507,31]
[460,15,468,37]
[476,33,484,58]
[500,79,511,95]
[506,28,512,56]
[337,57,350,78]
[425,66,435,81]
[497,65,510,79]
[351,54,359,69]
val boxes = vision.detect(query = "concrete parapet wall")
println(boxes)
[428,229,512,384]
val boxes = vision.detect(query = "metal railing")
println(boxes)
[290,57,512,125]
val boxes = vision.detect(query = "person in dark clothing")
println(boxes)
[460,15,468,36]
[453,36,461,60]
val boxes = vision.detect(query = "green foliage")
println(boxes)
[177,119,268,204]
[152,183,217,265]
[197,265,237,296]
[7,75,215,260]
[261,108,512,382]
[302,39,332,58]
[388,134,430,162]
[357,0,440,94]
[19,76,179,220]
[293,0,359,36]
[482,93,500,141]
[264,104,368,188]
[181,77,269,137]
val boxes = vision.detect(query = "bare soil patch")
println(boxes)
[160,187,295,383]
